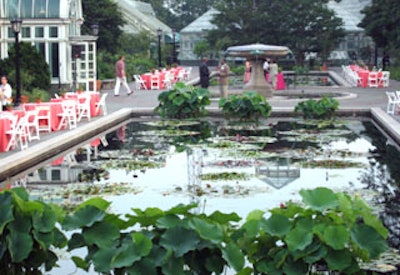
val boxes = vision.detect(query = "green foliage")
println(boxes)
[64,201,242,274]
[219,91,272,122]
[0,187,388,273]
[294,96,339,120]
[82,0,125,53]
[31,88,51,102]
[0,42,50,92]
[193,40,210,59]
[230,65,245,76]
[97,50,155,80]
[209,0,345,65]
[154,82,211,119]
[0,188,67,273]
[236,187,388,274]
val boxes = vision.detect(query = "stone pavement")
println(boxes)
[2,66,400,160]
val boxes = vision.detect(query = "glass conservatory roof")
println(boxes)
[327,0,371,32]
[180,8,219,33]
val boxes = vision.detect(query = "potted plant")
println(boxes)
[6,102,13,111]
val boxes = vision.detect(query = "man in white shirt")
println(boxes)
[0,76,12,111]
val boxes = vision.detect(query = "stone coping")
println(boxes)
[0,107,398,185]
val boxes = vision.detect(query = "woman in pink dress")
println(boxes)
[243,60,251,84]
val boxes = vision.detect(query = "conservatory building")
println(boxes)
[0,0,97,90]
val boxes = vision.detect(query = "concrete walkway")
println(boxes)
[1,66,400,163]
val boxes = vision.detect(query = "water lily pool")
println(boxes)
[17,118,400,274]
[24,118,394,216]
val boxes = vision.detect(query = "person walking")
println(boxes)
[218,59,230,98]
[199,57,210,88]
[269,59,278,89]
[114,55,133,96]
[0,76,12,111]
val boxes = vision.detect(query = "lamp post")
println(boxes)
[157,28,162,68]
[91,23,99,36]
[10,18,22,106]
[172,29,176,64]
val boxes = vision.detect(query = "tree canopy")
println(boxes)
[81,0,125,53]
[208,0,345,65]
[359,0,400,54]
[0,42,50,92]
[142,0,217,30]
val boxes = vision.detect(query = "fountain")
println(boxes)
[225,43,290,97]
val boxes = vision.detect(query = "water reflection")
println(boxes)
[15,119,400,234]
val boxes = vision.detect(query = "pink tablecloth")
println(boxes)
[23,102,63,131]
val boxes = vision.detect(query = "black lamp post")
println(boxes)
[172,29,176,64]
[10,18,22,106]
[91,23,99,36]
[157,28,162,68]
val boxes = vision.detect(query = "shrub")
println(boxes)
[154,82,211,119]
[294,96,339,119]
[0,187,388,274]
[0,188,67,273]
[219,91,272,122]
[236,187,388,274]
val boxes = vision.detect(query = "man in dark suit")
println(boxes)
[199,57,210,88]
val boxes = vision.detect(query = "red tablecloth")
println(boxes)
[64,92,100,116]
[0,115,13,152]
[141,73,166,90]
[356,71,382,88]
[23,102,63,131]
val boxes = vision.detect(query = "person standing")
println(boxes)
[263,58,270,80]
[269,59,279,89]
[114,55,133,96]
[218,59,230,98]
[243,60,251,84]
[199,57,210,88]
[0,76,12,111]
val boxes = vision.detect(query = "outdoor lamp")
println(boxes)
[172,29,176,64]
[10,18,22,106]
[157,28,162,67]
[91,23,99,36]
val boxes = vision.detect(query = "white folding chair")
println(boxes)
[77,94,91,122]
[36,105,52,133]
[379,71,390,88]
[95,93,108,116]
[150,75,160,90]
[183,67,192,80]
[175,70,186,82]
[133,75,147,90]
[162,72,173,89]
[25,110,40,141]
[385,91,400,114]
[6,115,29,151]
[368,72,379,88]
[58,100,77,130]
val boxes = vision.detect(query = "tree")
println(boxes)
[142,0,217,30]
[0,42,50,92]
[193,41,210,58]
[82,0,125,53]
[208,0,345,65]
[359,0,400,57]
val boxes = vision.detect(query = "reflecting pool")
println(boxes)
[22,119,396,216]
[14,118,400,274]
